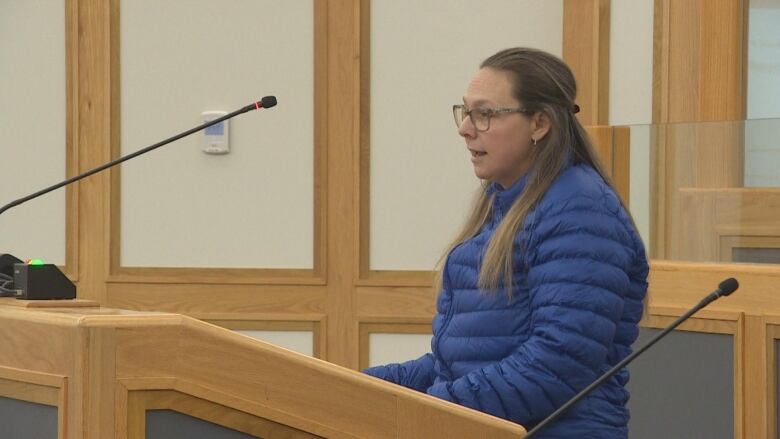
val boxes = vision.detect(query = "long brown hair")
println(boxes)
[436,47,625,296]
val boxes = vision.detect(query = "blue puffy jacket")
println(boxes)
[364,163,648,438]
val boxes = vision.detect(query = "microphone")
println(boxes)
[0,97,277,299]
[524,278,739,438]
[0,96,277,217]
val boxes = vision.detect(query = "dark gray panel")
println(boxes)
[0,396,57,439]
[146,409,262,439]
[627,329,733,439]
[732,247,780,264]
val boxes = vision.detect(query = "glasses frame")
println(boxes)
[452,104,533,132]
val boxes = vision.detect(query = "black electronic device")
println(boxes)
[13,262,76,300]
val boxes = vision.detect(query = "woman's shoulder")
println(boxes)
[538,163,620,214]
[532,163,638,248]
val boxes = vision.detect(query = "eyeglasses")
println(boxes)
[452,104,532,132]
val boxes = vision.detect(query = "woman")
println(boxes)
[364,47,648,438]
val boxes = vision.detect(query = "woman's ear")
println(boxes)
[531,111,551,142]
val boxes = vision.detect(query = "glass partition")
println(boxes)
[626,118,780,265]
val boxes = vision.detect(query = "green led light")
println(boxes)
[28,258,45,266]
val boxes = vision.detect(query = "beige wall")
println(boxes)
[609,0,654,126]
[0,0,66,264]
[237,330,314,357]
[368,332,432,368]
[119,0,314,269]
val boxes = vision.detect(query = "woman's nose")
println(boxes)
[458,115,475,138]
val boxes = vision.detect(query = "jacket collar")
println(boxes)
[486,172,530,216]
[485,155,575,216]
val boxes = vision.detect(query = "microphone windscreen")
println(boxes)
[260,96,277,109]
[718,278,739,296]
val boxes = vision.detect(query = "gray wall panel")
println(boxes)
[146,409,261,439]
[627,329,733,439]
[0,396,57,439]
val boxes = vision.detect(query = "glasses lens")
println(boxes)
[452,106,490,131]
[453,105,465,128]
[472,109,489,131]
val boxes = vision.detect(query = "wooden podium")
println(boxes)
[0,299,526,438]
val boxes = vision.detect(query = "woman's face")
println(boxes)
[458,68,543,189]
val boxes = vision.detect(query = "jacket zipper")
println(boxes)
[433,246,459,380]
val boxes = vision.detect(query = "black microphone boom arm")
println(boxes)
[0,97,277,217]
[523,278,739,438]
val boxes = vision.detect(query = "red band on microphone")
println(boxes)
[255,102,261,110]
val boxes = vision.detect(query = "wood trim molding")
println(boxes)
[357,0,371,282]
[766,319,780,439]
[649,260,780,315]
[563,0,611,126]
[205,317,326,359]
[612,126,631,206]
[719,235,780,263]
[104,283,328,318]
[124,388,321,439]
[118,377,343,439]
[324,0,362,368]
[74,0,116,303]
[64,0,78,281]
[0,378,60,407]
[106,268,325,286]
[754,315,780,439]
[0,366,66,394]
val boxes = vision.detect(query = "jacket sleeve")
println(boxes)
[363,352,437,392]
[426,195,636,425]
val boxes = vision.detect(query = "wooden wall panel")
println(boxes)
[651,0,749,261]
[75,0,115,303]
[563,0,611,125]
[653,0,747,123]
[584,125,630,203]
[668,188,780,262]
[324,0,362,368]
[65,0,78,281]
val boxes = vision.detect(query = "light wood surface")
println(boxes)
[0,303,526,438]
[655,122,745,261]
[74,0,114,306]
[563,0,611,126]
[0,297,99,308]
[127,389,321,439]
[669,188,780,262]
[64,0,78,282]
[652,0,747,123]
